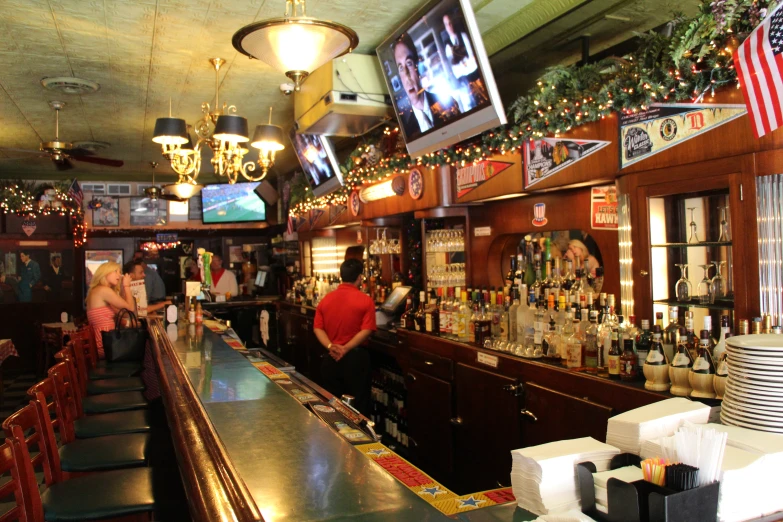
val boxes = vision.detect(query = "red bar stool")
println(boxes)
[46,362,151,440]
[39,324,63,378]
[26,377,150,475]
[0,438,28,521]
[6,402,177,521]
[68,330,145,395]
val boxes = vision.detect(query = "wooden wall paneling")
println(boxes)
[454,151,524,203]
[525,115,621,193]
[360,168,442,220]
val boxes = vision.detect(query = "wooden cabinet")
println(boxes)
[453,363,521,492]
[405,369,454,486]
[520,382,613,448]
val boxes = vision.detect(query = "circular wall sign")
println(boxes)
[349,190,361,216]
[408,168,423,200]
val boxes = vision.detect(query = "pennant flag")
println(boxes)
[455,160,514,198]
[525,139,609,188]
[734,4,783,138]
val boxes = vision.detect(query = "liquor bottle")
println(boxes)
[552,257,564,290]
[514,254,524,293]
[402,295,415,330]
[491,291,502,339]
[516,284,529,343]
[425,296,439,335]
[584,311,599,371]
[689,330,717,398]
[561,313,577,367]
[669,327,694,397]
[500,296,510,341]
[188,297,196,324]
[457,291,470,343]
[522,292,537,351]
[505,255,516,289]
[533,304,545,357]
[509,289,520,343]
[468,298,478,345]
[597,293,607,324]
[619,339,639,381]
[608,328,621,379]
[478,298,492,347]
[663,306,679,362]
[543,260,554,291]
[703,315,717,353]
[592,266,604,294]
[636,319,652,372]
[684,311,698,360]
[415,291,426,333]
[624,314,640,356]
[531,255,543,299]
[643,325,670,391]
[523,236,536,287]
[713,314,731,363]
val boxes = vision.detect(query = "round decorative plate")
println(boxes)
[408,168,423,200]
[350,190,361,217]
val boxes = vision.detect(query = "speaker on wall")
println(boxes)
[254,180,279,206]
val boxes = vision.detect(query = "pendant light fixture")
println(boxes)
[231,0,359,91]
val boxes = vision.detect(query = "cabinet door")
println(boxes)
[454,363,521,492]
[520,382,613,448]
[406,369,453,484]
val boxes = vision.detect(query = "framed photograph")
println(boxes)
[188,196,202,221]
[84,249,123,288]
[179,256,195,279]
[91,196,119,227]
[228,245,243,264]
[129,197,167,226]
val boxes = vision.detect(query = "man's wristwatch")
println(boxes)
[327,342,333,350]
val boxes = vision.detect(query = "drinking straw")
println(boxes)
[641,457,668,486]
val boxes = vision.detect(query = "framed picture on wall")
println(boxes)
[129,197,167,226]
[188,197,202,221]
[91,196,119,227]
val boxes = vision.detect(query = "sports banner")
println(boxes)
[620,104,747,168]
[590,185,619,230]
[525,138,610,188]
[455,160,514,198]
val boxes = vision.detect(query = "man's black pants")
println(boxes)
[320,347,371,416]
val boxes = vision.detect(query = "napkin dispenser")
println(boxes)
[577,454,719,522]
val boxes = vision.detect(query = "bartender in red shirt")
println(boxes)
[313,258,376,414]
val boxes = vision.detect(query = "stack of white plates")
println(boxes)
[722,334,783,433]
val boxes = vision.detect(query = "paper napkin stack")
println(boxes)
[606,398,711,455]
[511,437,620,515]
[591,465,643,514]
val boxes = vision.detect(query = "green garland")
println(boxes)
[290,0,773,216]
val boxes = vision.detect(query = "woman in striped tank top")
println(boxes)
[86,261,135,359]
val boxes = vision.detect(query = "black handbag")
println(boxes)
[102,309,147,362]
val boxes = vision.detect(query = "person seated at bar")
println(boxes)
[313,259,377,415]
[209,253,238,299]
[132,250,166,302]
[85,261,136,359]
[125,260,172,314]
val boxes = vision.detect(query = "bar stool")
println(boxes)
[47,362,152,440]
[39,324,63,377]
[68,329,145,394]
[82,324,142,381]
[54,347,148,415]
[26,377,151,475]
[6,402,178,521]
[0,438,27,520]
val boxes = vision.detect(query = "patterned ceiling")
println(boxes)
[0,0,685,182]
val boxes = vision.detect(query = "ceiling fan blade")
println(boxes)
[0,147,45,154]
[54,158,74,171]
[71,156,123,167]
[66,147,96,157]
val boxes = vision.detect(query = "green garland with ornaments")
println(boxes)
[0,180,87,247]
[289,0,774,216]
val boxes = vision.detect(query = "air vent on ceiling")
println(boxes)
[107,183,131,196]
[82,183,105,194]
[41,76,100,95]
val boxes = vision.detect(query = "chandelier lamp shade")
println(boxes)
[151,58,284,184]
[231,0,359,91]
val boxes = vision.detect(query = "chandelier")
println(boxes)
[232,0,359,91]
[152,58,285,185]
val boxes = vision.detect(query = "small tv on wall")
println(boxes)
[376,0,506,158]
[200,182,266,224]
[289,129,344,198]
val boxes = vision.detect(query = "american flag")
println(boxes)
[67,179,83,209]
[734,4,783,138]
[286,214,294,235]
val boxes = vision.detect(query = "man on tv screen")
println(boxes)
[393,33,459,139]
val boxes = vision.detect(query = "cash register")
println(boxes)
[376,286,412,329]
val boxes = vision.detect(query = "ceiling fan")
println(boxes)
[0,101,124,171]
[87,162,183,211]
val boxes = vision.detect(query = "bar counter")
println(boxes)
[148,318,536,521]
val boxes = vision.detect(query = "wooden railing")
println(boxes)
[147,319,262,522]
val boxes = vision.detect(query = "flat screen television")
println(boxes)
[376,0,506,158]
[200,182,266,224]
[289,129,343,198]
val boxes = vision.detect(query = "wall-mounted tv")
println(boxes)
[289,129,343,198]
[376,0,506,158]
[201,182,266,224]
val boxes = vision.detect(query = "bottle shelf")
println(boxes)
[653,298,734,311]
[650,241,732,248]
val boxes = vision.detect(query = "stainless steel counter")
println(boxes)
[158,321,456,522]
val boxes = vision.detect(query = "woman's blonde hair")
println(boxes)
[568,239,589,258]
[87,261,121,301]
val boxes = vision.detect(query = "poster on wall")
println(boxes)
[590,185,619,230]
[525,138,610,188]
[620,104,747,168]
[455,160,514,198]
